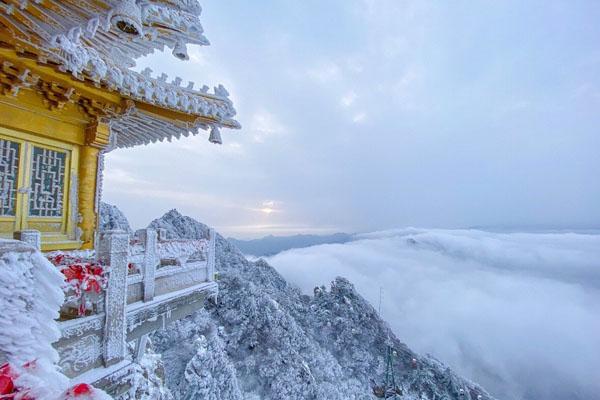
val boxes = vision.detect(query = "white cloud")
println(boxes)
[267,229,600,400]
[187,46,209,66]
[306,61,342,83]
[250,111,288,143]
[352,112,367,123]
[340,91,357,107]
[247,200,283,215]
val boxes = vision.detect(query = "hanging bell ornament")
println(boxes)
[209,126,222,144]
[111,0,143,36]
[172,40,189,61]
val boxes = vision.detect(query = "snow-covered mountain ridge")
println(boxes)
[101,204,495,400]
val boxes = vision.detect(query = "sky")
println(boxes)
[267,229,600,400]
[103,0,600,238]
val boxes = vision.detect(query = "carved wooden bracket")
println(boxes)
[0,61,40,96]
[79,98,134,120]
[79,98,114,119]
[39,81,77,110]
[85,121,112,149]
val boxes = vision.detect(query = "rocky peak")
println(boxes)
[98,202,133,233]
[148,209,210,240]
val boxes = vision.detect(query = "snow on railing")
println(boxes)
[42,228,216,320]
[126,228,214,304]
[9,228,217,387]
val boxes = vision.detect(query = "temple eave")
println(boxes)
[0,47,240,150]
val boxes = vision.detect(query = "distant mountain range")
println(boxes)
[227,233,354,256]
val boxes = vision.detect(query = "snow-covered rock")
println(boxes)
[148,209,209,240]
[99,202,133,233]
[145,209,495,400]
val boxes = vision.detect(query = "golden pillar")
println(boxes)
[79,121,110,249]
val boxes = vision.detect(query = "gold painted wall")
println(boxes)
[0,88,100,250]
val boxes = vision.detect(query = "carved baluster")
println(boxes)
[140,228,157,302]
[13,230,41,251]
[134,334,149,362]
[207,228,216,281]
[97,230,129,367]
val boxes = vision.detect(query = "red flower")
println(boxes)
[0,364,15,396]
[21,361,36,371]
[83,278,102,294]
[49,254,65,266]
[62,265,84,282]
[88,265,103,276]
[0,364,11,376]
[0,375,14,396]
[68,383,92,396]
[58,260,108,316]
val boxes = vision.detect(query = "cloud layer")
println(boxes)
[266,229,600,400]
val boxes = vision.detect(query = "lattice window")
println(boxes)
[0,139,20,216]
[29,146,66,217]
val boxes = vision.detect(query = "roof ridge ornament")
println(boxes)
[111,0,144,36]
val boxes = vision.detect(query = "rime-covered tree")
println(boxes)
[182,333,242,400]
[144,209,497,400]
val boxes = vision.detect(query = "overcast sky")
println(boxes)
[103,0,600,238]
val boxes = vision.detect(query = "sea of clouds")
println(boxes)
[265,229,600,400]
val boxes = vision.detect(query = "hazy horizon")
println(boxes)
[102,203,600,239]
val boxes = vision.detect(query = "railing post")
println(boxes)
[134,334,149,362]
[134,229,144,241]
[207,228,216,281]
[97,230,129,367]
[140,228,157,302]
[13,230,41,251]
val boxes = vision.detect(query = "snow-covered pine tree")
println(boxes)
[182,333,242,400]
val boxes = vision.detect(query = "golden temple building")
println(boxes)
[0,0,239,251]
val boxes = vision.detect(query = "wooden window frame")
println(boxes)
[0,127,80,249]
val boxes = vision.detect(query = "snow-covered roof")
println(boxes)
[0,0,239,146]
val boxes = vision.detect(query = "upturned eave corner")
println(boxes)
[0,0,240,148]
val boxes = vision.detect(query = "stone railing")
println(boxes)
[9,228,218,388]
[125,228,216,305]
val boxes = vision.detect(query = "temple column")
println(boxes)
[79,121,110,249]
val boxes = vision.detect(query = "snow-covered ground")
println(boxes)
[266,229,600,400]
